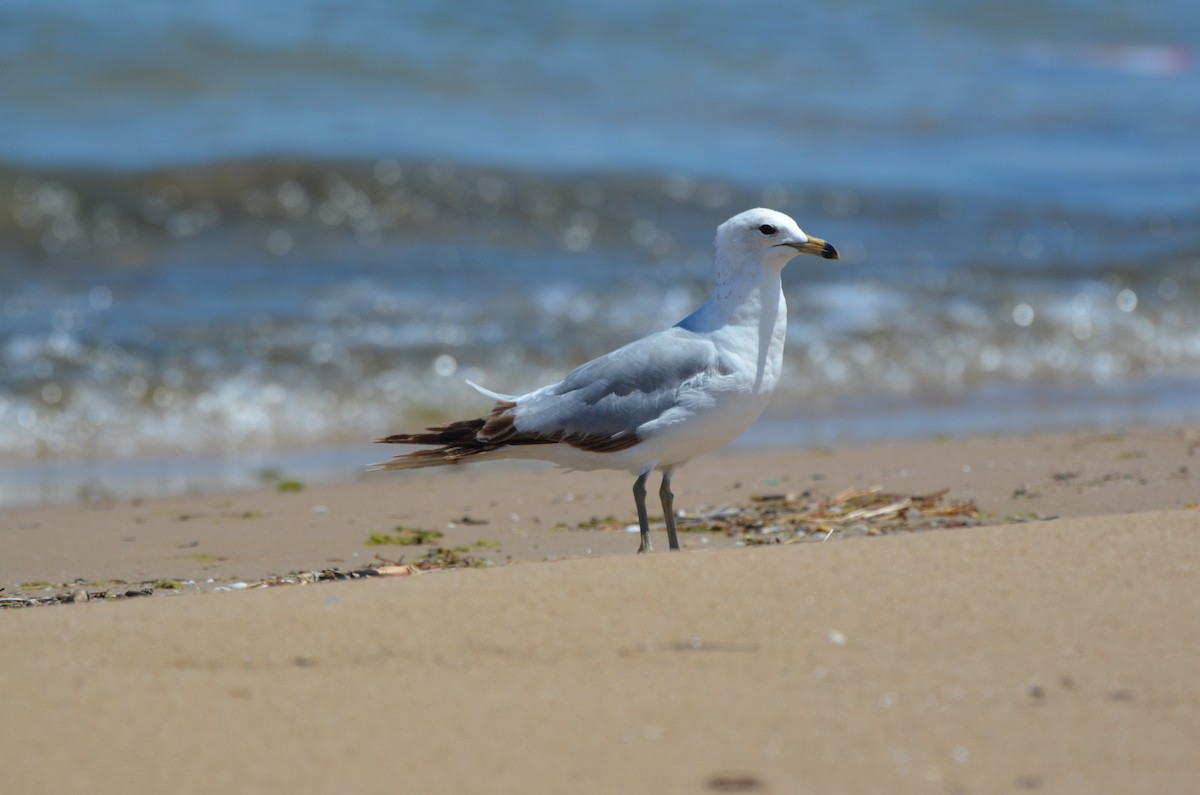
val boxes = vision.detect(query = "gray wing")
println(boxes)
[512,326,722,443]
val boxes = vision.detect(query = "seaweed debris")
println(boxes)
[3,486,977,609]
[0,548,483,609]
[577,486,981,544]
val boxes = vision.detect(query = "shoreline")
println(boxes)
[6,380,1200,510]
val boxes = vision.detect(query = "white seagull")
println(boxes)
[374,208,839,552]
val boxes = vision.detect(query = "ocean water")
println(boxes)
[2,0,1199,504]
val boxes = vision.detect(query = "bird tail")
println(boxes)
[371,418,492,471]
[370,401,526,472]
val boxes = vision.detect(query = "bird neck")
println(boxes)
[675,264,787,393]
[681,264,784,332]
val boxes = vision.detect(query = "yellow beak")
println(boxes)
[788,236,840,260]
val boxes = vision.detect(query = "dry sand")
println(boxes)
[2,426,1198,793]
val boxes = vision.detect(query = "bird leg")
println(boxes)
[634,470,652,553]
[660,470,680,551]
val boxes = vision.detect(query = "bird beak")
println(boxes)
[786,236,840,260]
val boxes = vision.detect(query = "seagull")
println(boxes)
[374,208,839,552]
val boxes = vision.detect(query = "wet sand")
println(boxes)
[2,426,1199,792]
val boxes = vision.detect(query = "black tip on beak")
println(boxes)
[821,241,840,260]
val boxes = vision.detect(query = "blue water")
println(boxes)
[5,1,1198,206]
[1,0,1199,504]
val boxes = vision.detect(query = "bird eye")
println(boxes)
[758,224,776,235]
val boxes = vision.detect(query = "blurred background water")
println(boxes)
[2,0,1199,504]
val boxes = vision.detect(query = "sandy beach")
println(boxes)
[2,426,1199,792]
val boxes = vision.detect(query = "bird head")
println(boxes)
[715,208,839,272]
